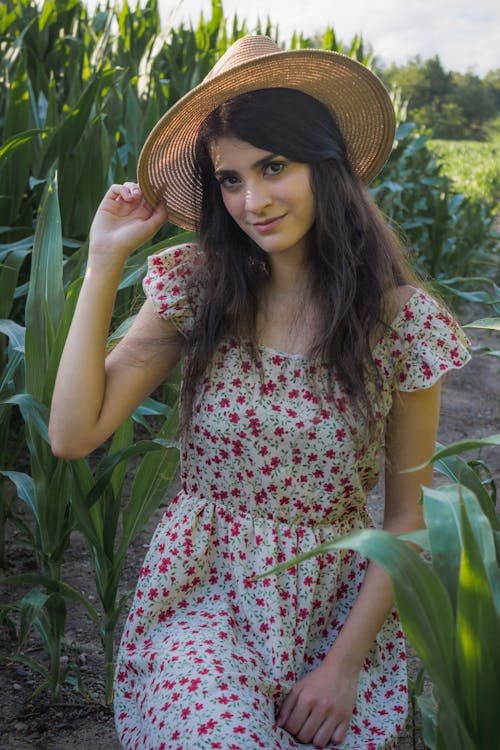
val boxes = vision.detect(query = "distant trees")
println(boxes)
[379,56,500,140]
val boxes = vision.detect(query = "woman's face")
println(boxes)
[210,137,316,261]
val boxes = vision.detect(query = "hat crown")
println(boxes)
[205,35,281,81]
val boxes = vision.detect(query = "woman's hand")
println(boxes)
[277,658,359,748]
[89,182,168,263]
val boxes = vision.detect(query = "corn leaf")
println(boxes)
[43,277,82,404]
[0,54,32,224]
[423,483,500,613]
[464,317,500,331]
[433,278,500,307]
[0,247,30,319]
[119,406,180,557]
[38,460,74,563]
[413,435,500,469]
[455,503,500,747]
[3,393,50,444]
[423,485,464,608]
[0,349,24,401]
[0,319,25,352]
[89,419,136,562]
[86,438,174,508]
[39,71,115,176]
[261,528,457,691]
[418,688,438,750]
[18,588,51,650]
[0,129,45,169]
[0,470,37,524]
[67,458,101,550]
[434,450,498,530]
[25,170,64,402]
[108,417,134,500]
[1,572,101,630]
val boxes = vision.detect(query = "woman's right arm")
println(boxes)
[49,183,180,459]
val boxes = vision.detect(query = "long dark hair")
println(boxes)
[180,88,414,428]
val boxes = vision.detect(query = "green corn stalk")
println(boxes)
[0,320,25,565]
[0,171,75,697]
[0,53,33,227]
[0,169,187,699]
[463,316,500,359]
[68,395,181,703]
[372,122,496,281]
[432,279,500,317]
[262,480,500,750]
[261,421,500,750]
[0,236,31,563]
[429,139,500,207]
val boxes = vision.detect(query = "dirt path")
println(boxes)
[1,325,498,750]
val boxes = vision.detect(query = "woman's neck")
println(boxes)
[257,261,318,355]
[266,249,309,296]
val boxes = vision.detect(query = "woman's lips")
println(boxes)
[251,214,286,232]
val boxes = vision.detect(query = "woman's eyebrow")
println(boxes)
[252,153,280,169]
[213,168,237,180]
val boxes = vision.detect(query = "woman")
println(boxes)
[49,36,470,750]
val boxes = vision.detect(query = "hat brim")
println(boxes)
[137,49,395,231]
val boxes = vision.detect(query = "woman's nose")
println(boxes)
[244,180,272,213]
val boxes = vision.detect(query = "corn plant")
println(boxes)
[0,239,30,564]
[263,315,500,749]
[0,0,246,700]
[429,139,500,206]
[0,171,81,697]
[433,277,500,315]
[263,442,500,750]
[0,168,186,700]
[372,122,498,280]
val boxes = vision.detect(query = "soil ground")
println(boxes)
[1,324,499,750]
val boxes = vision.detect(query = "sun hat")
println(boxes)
[137,35,396,231]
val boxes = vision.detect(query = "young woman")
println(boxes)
[49,36,470,750]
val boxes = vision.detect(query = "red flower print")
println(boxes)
[113,265,471,749]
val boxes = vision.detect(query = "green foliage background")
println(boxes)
[379,56,500,141]
[0,0,499,744]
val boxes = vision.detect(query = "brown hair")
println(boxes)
[180,88,415,428]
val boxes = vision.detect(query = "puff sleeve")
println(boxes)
[142,243,202,338]
[394,290,471,391]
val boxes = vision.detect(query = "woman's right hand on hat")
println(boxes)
[89,182,168,264]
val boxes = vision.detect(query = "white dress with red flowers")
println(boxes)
[114,244,470,750]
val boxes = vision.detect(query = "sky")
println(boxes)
[159,0,500,76]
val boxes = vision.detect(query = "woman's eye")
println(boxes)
[218,175,240,189]
[265,162,286,176]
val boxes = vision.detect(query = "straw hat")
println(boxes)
[137,35,395,231]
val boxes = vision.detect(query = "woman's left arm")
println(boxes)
[278,381,442,748]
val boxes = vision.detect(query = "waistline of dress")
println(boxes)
[170,489,373,539]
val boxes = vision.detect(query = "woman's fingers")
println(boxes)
[88,182,167,261]
[107,182,142,204]
[295,708,332,745]
[277,662,358,748]
[279,699,345,748]
[331,718,348,744]
[111,183,168,224]
[276,688,299,729]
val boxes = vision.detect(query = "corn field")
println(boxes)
[1,1,499,748]
[429,139,500,206]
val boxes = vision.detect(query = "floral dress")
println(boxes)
[114,244,470,750]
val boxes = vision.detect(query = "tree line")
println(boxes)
[378,55,500,140]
